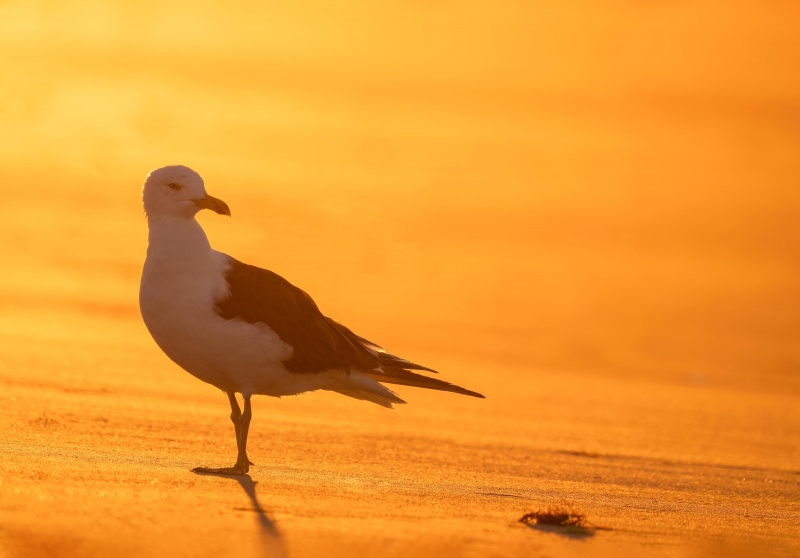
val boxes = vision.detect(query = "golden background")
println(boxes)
[1,2,798,556]
[3,2,799,391]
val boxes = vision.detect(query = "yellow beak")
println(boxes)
[192,194,231,216]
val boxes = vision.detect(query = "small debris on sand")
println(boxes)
[519,504,599,534]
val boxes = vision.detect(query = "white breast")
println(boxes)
[139,216,294,395]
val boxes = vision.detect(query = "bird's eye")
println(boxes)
[167,183,181,190]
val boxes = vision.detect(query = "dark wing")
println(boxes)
[216,258,377,374]
[362,367,484,398]
[216,257,484,398]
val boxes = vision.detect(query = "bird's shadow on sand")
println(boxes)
[192,470,284,555]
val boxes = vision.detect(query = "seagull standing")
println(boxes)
[139,165,484,475]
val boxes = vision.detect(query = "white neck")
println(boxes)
[147,215,211,257]
[139,213,233,360]
[141,214,229,309]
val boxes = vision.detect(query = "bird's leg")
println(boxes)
[235,395,253,471]
[228,390,242,439]
[226,392,254,466]
[192,392,253,476]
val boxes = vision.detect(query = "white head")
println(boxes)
[142,165,230,219]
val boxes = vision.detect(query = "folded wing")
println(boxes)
[216,257,484,398]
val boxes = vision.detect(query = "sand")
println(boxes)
[0,314,797,558]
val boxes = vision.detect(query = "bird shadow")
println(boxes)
[192,470,284,556]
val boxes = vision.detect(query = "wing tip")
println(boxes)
[378,353,439,374]
[452,387,486,399]
[366,368,485,400]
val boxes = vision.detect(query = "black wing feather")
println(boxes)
[214,257,484,398]
[216,258,377,374]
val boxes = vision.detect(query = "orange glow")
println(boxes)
[1,2,799,556]
[3,2,800,390]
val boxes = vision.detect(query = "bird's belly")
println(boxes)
[140,293,298,394]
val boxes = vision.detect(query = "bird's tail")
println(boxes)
[325,371,407,409]
[326,319,484,400]
[364,366,485,399]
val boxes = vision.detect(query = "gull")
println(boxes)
[139,165,484,475]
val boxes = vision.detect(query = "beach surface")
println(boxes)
[0,314,797,557]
